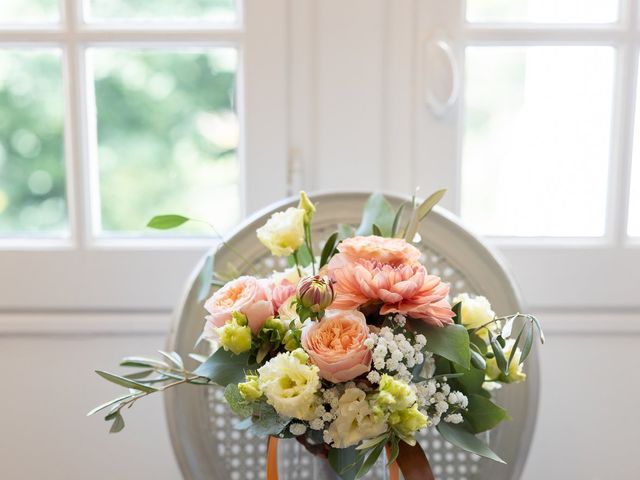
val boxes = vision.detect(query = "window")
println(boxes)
[0,0,288,311]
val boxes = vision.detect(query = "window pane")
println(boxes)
[0,50,67,235]
[466,0,618,23]
[86,0,236,24]
[0,0,58,23]
[461,47,614,237]
[90,49,240,236]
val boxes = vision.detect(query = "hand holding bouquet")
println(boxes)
[90,191,543,479]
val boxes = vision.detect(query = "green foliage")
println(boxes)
[411,321,471,369]
[194,348,255,387]
[147,214,190,229]
[356,193,395,237]
[223,384,253,417]
[319,231,339,267]
[437,421,504,463]
[95,370,158,393]
[464,394,510,433]
[404,189,447,241]
[328,445,364,480]
[246,403,289,436]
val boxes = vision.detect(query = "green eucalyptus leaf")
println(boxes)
[437,422,505,463]
[109,412,125,433]
[489,333,508,375]
[248,403,289,436]
[411,321,470,369]
[356,442,385,479]
[531,316,545,344]
[147,214,190,230]
[197,254,214,303]
[319,232,339,268]
[193,349,255,387]
[328,446,363,480]
[233,417,254,430]
[391,203,406,237]
[158,350,183,370]
[464,394,510,433]
[372,224,383,237]
[520,322,535,365]
[224,384,254,417]
[95,370,158,393]
[356,193,395,237]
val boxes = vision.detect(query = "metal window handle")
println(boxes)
[424,38,460,117]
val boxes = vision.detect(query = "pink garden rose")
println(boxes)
[204,276,274,335]
[327,237,454,327]
[337,235,422,265]
[269,279,297,313]
[301,309,372,383]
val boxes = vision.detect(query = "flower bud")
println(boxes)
[216,317,252,355]
[296,275,335,315]
[238,375,262,400]
[298,191,316,224]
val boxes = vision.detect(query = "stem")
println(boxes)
[292,250,302,276]
[305,223,316,275]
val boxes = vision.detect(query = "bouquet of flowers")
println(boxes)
[90,190,543,480]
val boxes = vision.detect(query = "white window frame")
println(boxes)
[414,0,640,310]
[0,0,288,312]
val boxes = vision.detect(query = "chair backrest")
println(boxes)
[164,192,539,480]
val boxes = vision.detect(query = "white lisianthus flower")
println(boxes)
[257,207,306,257]
[453,293,496,340]
[257,349,320,420]
[327,388,387,448]
[485,339,527,383]
[272,264,313,285]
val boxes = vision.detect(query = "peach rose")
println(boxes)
[301,309,372,383]
[327,254,454,327]
[337,236,422,265]
[204,276,274,335]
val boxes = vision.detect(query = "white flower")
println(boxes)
[444,413,463,424]
[289,423,307,436]
[271,264,313,285]
[453,293,496,339]
[485,339,527,383]
[257,207,306,257]
[366,371,381,384]
[415,334,427,346]
[327,388,387,448]
[258,349,320,420]
[310,418,324,430]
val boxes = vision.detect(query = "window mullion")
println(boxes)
[608,1,640,243]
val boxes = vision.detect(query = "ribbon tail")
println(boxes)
[395,441,435,480]
[267,436,279,480]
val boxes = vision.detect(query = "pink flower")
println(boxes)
[337,235,422,265]
[269,279,297,313]
[204,276,274,335]
[301,310,372,383]
[327,252,454,327]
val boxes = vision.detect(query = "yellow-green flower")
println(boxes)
[389,405,429,440]
[486,339,527,383]
[216,315,252,355]
[238,375,263,400]
[257,349,320,420]
[373,374,416,413]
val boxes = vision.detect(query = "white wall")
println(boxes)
[1,312,638,480]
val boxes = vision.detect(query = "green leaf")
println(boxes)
[404,189,447,241]
[158,350,184,370]
[356,193,395,237]
[95,370,158,393]
[372,224,383,236]
[233,417,254,430]
[386,436,400,466]
[356,442,385,479]
[147,214,190,229]
[224,384,254,417]
[464,394,510,433]
[470,349,487,370]
[531,315,545,344]
[508,324,526,367]
[87,393,134,416]
[489,333,508,375]
[194,349,254,387]
[391,203,406,237]
[328,446,363,480]
[338,223,356,240]
[120,356,168,370]
[520,322,534,365]
[197,253,214,303]
[248,403,289,436]
[355,434,388,451]
[123,369,154,380]
[451,363,485,395]
[501,315,516,338]
[109,412,125,433]
[452,301,462,325]
[319,232,339,268]
[437,422,505,463]
[412,321,470,369]
[468,332,488,355]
